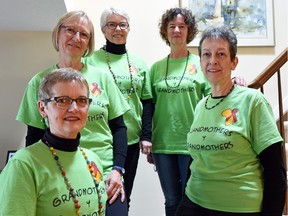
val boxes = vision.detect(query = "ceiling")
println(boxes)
[0,0,67,31]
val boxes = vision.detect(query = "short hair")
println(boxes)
[100,7,130,30]
[198,26,238,61]
[159,7,198,46]
[38,68,90,101]
[52,10,95,57]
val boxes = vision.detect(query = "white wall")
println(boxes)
[0,32,58,167]
[0,1,287,215]
[64,0,288,114]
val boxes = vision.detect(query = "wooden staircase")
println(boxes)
[248,47,288,215]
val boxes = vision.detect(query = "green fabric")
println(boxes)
[84,49,152,145]
[0,141,107,215]
[185,85,283,212]
[16,64,130,177]
[150,53,210,154]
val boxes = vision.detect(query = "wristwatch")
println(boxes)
[112,166,125,175]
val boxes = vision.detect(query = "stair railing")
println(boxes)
[248,47,288,214]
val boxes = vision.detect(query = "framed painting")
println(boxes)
[6,150,16,164]
[179,0,274,47]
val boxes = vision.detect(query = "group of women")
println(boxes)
[0,5,286,216]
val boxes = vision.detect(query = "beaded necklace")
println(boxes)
[45,141,104,216]
[165,51,190,89]
[205,84,235,110]
[103,46,134,100]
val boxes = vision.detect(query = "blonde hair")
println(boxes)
[52,10,95,57]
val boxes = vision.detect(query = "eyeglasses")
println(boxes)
[42,96,92,109]
[105,22,129,30]
[61,25,90,40]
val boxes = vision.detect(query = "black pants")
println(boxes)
[123,143,140,210]
[176,194,260,216]
[106,194,128,216]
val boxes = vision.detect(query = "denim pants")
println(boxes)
[152,153,192,216]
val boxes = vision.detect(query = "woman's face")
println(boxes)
[38,81,89,139]
[102,14,130,45]
[200,38,238,85]
[58,17,91,58]
[167,14,188,47]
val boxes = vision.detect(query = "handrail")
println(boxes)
[248,47,288,89]
[248,47,288,215]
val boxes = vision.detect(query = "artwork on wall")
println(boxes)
[6,150,16,164]
[179,0,274,47]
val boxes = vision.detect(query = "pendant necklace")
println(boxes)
[45,141,104,216]
[165,51,190,88]
[103,46,134,100]
[205,84,235,110]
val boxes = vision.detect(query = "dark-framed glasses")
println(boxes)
[61,25,90,40]
[42,96,92,108]
[105,22,129,30]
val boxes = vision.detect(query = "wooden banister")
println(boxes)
[248,47,288,215]
[248,47,288,89]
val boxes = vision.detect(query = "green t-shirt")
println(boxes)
[84,49,152,145]
[16,64,130,177]
[185,85,283,212]
[150,53,210,154]
[0,141,107,215]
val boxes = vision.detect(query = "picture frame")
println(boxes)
[6,150,16,164]
[179,0,274,47]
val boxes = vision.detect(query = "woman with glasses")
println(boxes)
[84,7,153,213]
[1,68,107,215]
[16,10,130,215]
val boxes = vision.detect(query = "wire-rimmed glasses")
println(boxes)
[61,25,90,40]
[105,22,129,30]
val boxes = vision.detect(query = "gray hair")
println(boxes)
[198,26,238,61]
[100,7,130,30]
[38,68,90,101]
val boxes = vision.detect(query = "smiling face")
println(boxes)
[38,81,89,139]
[57,17,91,58]
[167,14,188,47]
[200,38,238,85]
[102,14,130,44]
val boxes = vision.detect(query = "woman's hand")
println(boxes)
[233,76,247,87]
[106,170,125,204]
[140,140,152,155]
[146,153,154,164]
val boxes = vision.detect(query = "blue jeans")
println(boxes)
[152,153,192,216]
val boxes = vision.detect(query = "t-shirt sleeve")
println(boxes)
[251,92,283,154]
[0,154,37,215]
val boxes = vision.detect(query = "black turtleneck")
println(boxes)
[41,129,80,152]
[104,39,126,55]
